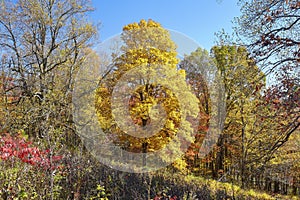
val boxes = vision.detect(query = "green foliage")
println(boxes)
[89,184,110,200]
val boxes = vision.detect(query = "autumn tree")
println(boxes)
[209,45,298,191]
[234,1,300,190]
[0,0,97,198]
[235,0,300,145]
[94,19,198,169]
[0,0,96,138]
[178,47,216,175]
[210,45,266,186]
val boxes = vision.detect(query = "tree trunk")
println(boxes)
[282,183,288,195]
[215,135,224,179]
[274,181,280,193]
[292,185,297,196]
[264,177,271,191]
[142,142,148,166]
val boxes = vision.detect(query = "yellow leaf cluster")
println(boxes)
[95,20,195,155]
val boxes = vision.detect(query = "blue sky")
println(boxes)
[90,0,241,51]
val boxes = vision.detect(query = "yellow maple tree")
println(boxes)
[95,20,198,166]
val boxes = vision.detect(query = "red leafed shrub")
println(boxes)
[0,133,62,169]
